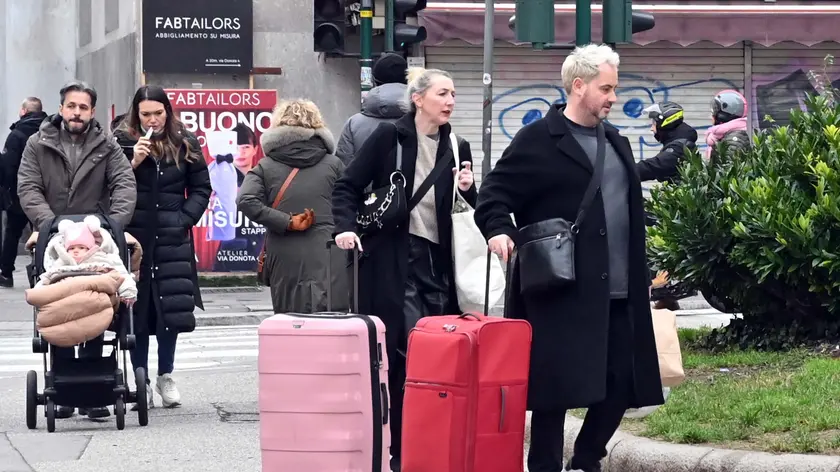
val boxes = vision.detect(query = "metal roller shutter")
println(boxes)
[425,40,745,189]
[750,41,840,131]
[611,42,745,169]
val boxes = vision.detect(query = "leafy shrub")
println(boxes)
[647,56,840,350]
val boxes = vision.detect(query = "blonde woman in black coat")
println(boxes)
[332,67,477,471]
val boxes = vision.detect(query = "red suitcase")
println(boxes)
[401,311,532,472]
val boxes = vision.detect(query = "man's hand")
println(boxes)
[488,234,515,263]
[25,232,39,251]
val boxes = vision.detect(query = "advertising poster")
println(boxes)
[142,0,253,74]
[165,88,278,273]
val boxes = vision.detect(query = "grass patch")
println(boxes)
[575,328,840,454]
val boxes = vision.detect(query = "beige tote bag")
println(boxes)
[652,308,685,388]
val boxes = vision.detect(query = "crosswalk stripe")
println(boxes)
[0,328,259,376]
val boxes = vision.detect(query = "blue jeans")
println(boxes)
[130,329,178,385]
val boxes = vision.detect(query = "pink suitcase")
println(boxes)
[258,246,391,472]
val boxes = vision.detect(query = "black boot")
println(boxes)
[55,405,74,419]
[565,457,602,472]
[79,407,111,419]
[0,274,12,288]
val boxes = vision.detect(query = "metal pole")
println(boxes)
[385,0,395,52]
[360,0,374,108]
[481,0,494,181]
[575,0,591,45]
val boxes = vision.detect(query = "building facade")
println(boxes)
[419,2,840,187]
[1,0,363,140]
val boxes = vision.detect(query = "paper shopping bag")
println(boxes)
[652,308,685,388]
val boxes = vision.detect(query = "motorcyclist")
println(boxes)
[705,89,750,165]
[637,101,698,184]
[638,101,698,311]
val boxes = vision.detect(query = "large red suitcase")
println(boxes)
[401,312,532,472]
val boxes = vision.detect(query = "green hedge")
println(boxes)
[646,57,840,350]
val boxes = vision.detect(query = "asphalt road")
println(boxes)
[0,326,261,472]
[0,255,733,472]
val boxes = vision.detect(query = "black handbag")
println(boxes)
[356,135,454,236]
[517,123,607,294]
[356,141,408,235]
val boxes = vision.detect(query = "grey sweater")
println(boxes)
[409,131,440,243]
[565,117,630,299]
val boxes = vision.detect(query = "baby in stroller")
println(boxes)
[25,215,137,350]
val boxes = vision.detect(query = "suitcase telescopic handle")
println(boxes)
[326,240,359,313]
[483,247,514,316]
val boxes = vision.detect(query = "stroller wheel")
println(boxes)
[26,371,37,429]
[45,399,56,433]
[135,367,149,427]
[115,397,125,431]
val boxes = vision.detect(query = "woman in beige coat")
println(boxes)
[237,100,349,313]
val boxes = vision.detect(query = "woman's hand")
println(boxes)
[454,161,474,191]
[335,231,362,252]
[132,136,152,167]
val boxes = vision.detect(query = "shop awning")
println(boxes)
[420,3,840,47]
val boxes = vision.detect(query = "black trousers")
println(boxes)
[390,235,451,461]
[527,298,635,472]
[0,209,28,277]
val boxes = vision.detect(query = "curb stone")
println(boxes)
[539,415,840,472]
[195,312,273,327]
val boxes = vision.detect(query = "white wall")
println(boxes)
[1,0,77,140]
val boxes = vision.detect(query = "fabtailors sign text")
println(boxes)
[142,0,253,74]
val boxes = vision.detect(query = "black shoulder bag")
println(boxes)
[356,135,453,236]
[356,139,408,235]
[516,123,607,294]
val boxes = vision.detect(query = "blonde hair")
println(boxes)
[402,67,453,113]
[271,99,325,129]
[561,44,620,94]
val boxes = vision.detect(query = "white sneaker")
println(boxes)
[131,384,154,411]
[155,374,181,408]
[146,383,155,409]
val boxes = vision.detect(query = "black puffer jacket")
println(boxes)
[636,122,698,184]
[115,127,211,336]
[1,111,47,211]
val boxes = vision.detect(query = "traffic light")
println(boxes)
[314,0,346,53]
[512,0,554,47]
[631,11,655,35]
[602,0,655,44]
[393,0,427,49]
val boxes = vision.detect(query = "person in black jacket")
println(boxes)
[475,44,664,472]
[0,97,47,287]
[638,102,698,311]
[332,67,478,471]
[115,85,211,411]
[636,101,698,184]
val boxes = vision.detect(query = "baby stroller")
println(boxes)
[24,214,148,432]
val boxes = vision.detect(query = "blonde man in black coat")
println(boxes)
[474,44,664,472]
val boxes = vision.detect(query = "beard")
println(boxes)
[63,118,90,135]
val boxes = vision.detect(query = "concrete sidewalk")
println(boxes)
[1,254,730,334]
